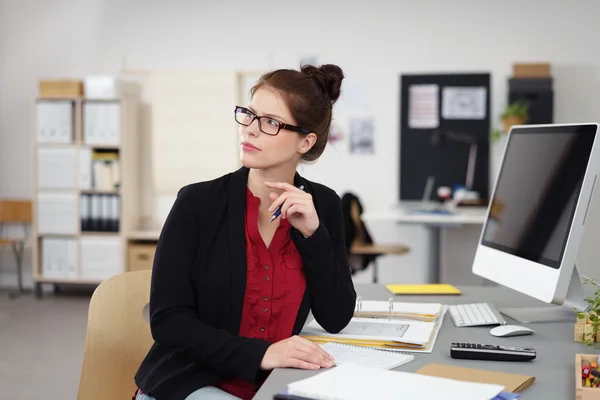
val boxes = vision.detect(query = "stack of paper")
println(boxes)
[285,363,505,400]
[355,300,443,322]
[301,305,447,353]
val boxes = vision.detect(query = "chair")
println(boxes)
[77,270,153,400]
[341,193,410,283]
[0,200,32,298]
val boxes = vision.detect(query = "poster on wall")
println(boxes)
[349,118,374,154]
[442,86,487,120]
[408,84,439,129]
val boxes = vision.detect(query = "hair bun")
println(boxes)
[301,64,344,103]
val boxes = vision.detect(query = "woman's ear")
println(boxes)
[298,133,317,155]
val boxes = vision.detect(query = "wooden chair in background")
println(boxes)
[77,270,154,400]
[0,200,32,298]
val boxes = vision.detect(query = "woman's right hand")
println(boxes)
[260,336,335,371]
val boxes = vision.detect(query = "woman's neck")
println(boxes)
[247,165,296,204]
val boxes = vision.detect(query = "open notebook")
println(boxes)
[320,342,414,370]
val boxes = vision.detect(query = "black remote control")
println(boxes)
[450,343,536,361]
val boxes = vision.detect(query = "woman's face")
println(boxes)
[239,87,315,170]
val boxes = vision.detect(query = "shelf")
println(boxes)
[81,144,121,150]
[33,276,105,285]
[82,98,121,103]
[80,189,120,195]
[37,97,81,102]
[36,142,78,148]
[81,231,120,236]
[37,233,79,238]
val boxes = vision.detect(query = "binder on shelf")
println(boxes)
[111,195,120,232]
[37,192,78,235]
[37,101,73,144]
[80,235,122,280]
[80,194,91,231]
[84,102,120,145]
[79,147,92,190]
[42,237,77,279]
[37,147,78,189]
[82,194,120,232]
[90,150,120,191]
[90,194,101,232]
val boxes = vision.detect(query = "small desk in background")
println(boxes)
[363,202,487,284]
[255,284,587,400]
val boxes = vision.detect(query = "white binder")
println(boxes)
[37,192,78,235]
[37,147,78,189]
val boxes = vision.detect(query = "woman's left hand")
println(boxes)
[266,182,319,238]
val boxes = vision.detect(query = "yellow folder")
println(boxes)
[386,284,462,295]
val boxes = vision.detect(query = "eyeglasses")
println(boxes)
[234,106,311,136]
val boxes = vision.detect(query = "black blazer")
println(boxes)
[134,167,356,400]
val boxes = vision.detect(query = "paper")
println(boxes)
[287,363,505,400]
[303,317,432,345]
[319,342,414,370]
[386,283,462,295]
[408,84,439,129]
[349,118,374,154]
[442,87,487,120]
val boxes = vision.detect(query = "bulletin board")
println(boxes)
[399,73,491,201]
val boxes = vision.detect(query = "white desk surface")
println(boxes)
[362,202,488,226]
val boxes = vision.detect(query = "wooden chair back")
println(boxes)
[77,270,154,400]
[0,200,32,224]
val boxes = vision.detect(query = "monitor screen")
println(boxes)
[481,125,597,269]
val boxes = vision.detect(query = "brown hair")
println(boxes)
[250,64,344,161]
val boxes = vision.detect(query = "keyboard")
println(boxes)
[448,303,507,327]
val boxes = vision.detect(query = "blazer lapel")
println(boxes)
[228,167,250,334]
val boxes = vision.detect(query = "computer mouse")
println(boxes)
[490,325,535,337]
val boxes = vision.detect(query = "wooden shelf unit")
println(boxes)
[32,89,140,296]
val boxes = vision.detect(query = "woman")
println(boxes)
[134,64,356,400]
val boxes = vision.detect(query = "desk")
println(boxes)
[362,203,487,284]
[255,284,587,400]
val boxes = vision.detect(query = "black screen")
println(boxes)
[481,125,597,269]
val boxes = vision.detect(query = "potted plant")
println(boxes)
[500,100,530,132]
[575,278,600,346]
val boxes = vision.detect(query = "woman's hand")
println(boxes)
[260,335,334,371]
[266,182,319,238]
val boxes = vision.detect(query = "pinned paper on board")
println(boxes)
[408,84,439,129]
[442,87,487,120]
[349,118,374,154]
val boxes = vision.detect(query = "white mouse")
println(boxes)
[490,325,535,337]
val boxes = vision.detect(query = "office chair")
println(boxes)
[77,270,153,400]
[0,200,32,298]
[341,193,410,283]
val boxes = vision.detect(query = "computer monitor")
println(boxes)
[472,123,600,323]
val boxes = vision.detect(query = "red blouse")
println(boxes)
[216,189,307,400]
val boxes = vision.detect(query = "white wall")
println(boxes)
[1,0,600,287]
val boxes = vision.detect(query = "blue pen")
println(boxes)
[270,185,305,222]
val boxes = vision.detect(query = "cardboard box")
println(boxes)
[576,354,600,399]
[513,63,551,78]
[39,80,83,98]
[128,243,156,271]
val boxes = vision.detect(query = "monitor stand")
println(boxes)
[499,264,588,323]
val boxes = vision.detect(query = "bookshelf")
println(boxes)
[32,89,140,296]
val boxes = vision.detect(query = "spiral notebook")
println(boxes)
[319,342,414,370]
